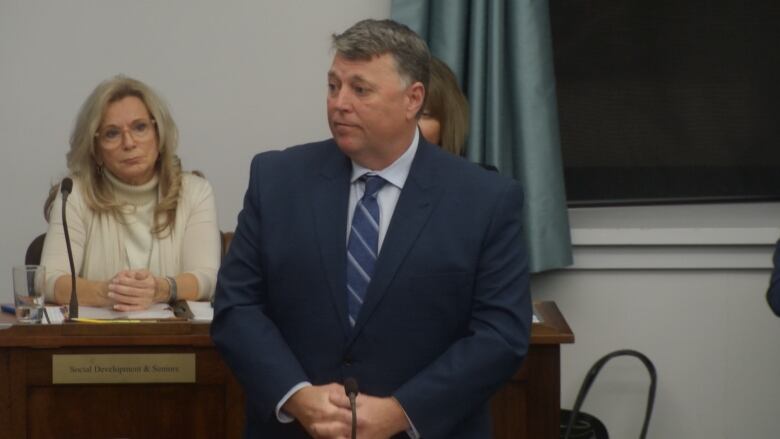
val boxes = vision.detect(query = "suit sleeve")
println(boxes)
[767,240,780,316]
[210,154,309,421]
[393,180,532,437]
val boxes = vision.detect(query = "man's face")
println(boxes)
[327,53,423,168]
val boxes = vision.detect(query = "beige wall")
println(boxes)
[0,0,392,301]
[2,2,779,437]
[537,203,780,438]
[536,269,779,438]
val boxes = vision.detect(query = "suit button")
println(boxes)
[343,355,353,366]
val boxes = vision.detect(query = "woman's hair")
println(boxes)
[425,57,469,156]
[44,75,183,237]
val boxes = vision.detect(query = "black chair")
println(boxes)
[560,410,608,439]
[25,233,46,265]
[220,231,234,262]
[561,349,657,439]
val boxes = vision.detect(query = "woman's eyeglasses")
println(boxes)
[95,118,156,148]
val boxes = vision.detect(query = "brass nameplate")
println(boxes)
[52,353,196,384]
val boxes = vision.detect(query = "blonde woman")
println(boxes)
[418,57,469,155]
[41,75,220,311]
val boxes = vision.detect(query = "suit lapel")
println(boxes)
[312,145,353,335]
[350,141,443,339]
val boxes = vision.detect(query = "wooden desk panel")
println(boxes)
[0,302,572,439]
[492,302,573,439]
[0,321,243,439]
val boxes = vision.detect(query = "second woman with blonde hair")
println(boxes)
[41,75,220,311]
[419,57,470,156]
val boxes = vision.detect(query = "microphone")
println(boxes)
[60,178,78,319]
[344,377,358,439]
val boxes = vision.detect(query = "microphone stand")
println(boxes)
[345,378,358,439]
[349,392,357,439]
[61,179,78,319]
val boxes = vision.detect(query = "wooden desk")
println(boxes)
[0,301,572,438]
[0,319,243,439]
[492,301,575,439]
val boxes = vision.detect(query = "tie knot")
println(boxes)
[361,175,386,198]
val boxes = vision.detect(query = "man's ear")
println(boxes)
[406,82,426,120]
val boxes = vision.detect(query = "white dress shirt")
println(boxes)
[276,131,421,438]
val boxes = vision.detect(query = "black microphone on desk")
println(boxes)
[344,377,359,439]
[60,178,78,319]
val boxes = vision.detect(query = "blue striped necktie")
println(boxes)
[346,174,387,327]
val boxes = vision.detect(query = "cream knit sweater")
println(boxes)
[40,172,220,302]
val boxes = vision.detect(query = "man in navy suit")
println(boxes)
[211,19,532,438]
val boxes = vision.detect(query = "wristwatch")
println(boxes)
[165,276,178,304]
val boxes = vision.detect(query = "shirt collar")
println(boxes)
[350,129,419,190]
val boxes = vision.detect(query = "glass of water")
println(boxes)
[12,265,45,323]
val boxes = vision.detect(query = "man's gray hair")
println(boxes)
[332,19,431,92]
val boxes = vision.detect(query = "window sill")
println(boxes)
[568,202,780,270]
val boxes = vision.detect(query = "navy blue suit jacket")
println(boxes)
[211,137,532,438]
[767,240,780,316]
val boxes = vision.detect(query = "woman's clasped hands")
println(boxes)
[107,269,164,311]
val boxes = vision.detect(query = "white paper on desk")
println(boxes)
[187,300,213,322]
[44,306,67,324]
[78,303,176,320]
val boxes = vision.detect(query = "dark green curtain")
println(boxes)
[392,0,572,272]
